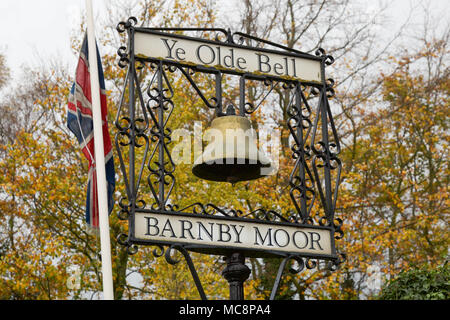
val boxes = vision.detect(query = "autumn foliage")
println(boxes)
[0,0,448,300]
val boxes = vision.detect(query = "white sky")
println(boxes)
[0,0,107,79]
[0,0,449,81]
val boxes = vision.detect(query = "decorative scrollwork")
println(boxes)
[305,258,317,270]
[315,48,335,66]
[269,255,320,300]
[144,62,176,210]
[333,217,344,240]
[166,202,301,225]
[175,202,242,217]
[180,203,217,215]
[117,46,129,68]
[218,28,234,44]
[117,233,128,246]
[246,208,290,223]
[149,244,207,300]
[164,245,181,265]
[242,79,279,115]
[117,197,130,220]
[116,233,138,255]
[287,83,317,223]
[309,70,342,230]
[325,78,335,98]
[113,18,346,297]
[287,256,305,274]
[116,17,138,68]
[328,253,346,271]
[232,31,307,56]
[178,67,222,114]
[152,245,165,258]
[116,16,137,33]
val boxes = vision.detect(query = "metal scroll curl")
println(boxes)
[269,255,321,300]
[149,244,207,300]
[117,233,139,255]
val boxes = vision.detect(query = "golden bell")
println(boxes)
[192,113,272,183]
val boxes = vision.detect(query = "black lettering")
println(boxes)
[160,219,176,238]
[309,232,324,250]
[292,58,297,77]
[145,217,159,236]
[180,220,195,239]
[161,38,178,59]
[175,47,186,60]
[223,48,235,67]
[273,62,283,75]
[293,231,308,249]
[197,221,214,241]
[254,227,273,246]
[283,57,289,76]
[196,44,216,64]
[236,57,247,70]
[231,225,244,243]
[256,53,271,73]
[273,229,289,247]
[218,224,232,242]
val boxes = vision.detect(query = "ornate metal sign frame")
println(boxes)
[114,17,345,300]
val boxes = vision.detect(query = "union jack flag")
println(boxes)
[67,34,115,230]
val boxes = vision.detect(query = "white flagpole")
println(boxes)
[85,0,114,300]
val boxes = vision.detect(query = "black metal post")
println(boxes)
[222,253,251,300]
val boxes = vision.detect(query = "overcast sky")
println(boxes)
[0,0,449,81]
[0,0,100,78]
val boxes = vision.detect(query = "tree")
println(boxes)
[1,0,446,300]
[331,26,450,298]
[378,263,450,300]
[227,0,410,299]
[0,53,9,90]
[0,64,79,299]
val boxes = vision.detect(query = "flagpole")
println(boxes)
[85,0,114,300]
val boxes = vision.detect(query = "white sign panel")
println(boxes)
[134,212,333,256]
[134,31,322,83]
